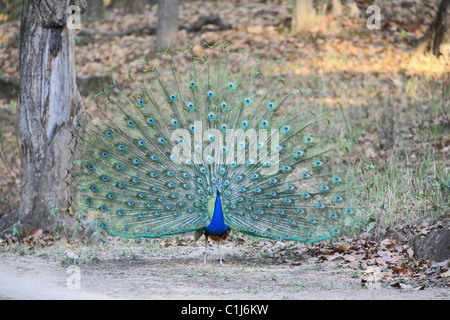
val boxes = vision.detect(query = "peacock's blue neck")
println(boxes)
[205,191,229,236]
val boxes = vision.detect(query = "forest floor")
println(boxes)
[0,230,449,300]
[0,0,449,300]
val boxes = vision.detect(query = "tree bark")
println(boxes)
[291,0,316,33]
[0,0,87,236]
[156,0,179,49]
[414,0,449,57]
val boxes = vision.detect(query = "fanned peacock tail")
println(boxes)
[70,41,361,243]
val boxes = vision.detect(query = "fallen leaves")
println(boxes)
[390,281,426,291]
[310,236,449,289]
[440,270,450,278]
[225,223,449,290]
[0,229,60,249]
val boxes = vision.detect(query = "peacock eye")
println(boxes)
[268,102,277,110]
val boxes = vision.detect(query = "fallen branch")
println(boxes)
[76,15,232,45]
[180,15,232,32]
[78,24,157,39]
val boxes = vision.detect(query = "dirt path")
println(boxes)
[0,241,448,300]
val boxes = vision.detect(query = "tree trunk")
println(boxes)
[331,0,343,17]
[0,0,87,236]
[291,0,316,33]
[414,0,449,57]
[125,0,150,14]
[107,0,155,13]
[85,0,104,22]
[156,0,179,49]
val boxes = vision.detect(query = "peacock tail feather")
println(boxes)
[71,41,361,243]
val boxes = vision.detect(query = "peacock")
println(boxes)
[71,41,360,266]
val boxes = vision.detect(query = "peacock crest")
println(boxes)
[70,41,361,250]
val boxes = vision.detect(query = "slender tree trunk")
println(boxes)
[291,0,316,33]
[0,0,87,236]
[414,0,449,57]
[107,0,154,13]
[156,0,179,49]
[85,0,104,22]
[331,0,343,17]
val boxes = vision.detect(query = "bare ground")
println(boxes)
[0,239,448,300]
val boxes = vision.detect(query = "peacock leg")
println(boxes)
[218,239,223,267]
[203,235,208,265]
